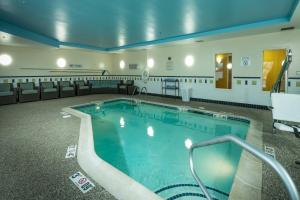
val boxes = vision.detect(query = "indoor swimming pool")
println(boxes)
[74,99,250,200]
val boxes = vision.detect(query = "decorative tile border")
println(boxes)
[191,97,269,110]
[143,92,269,110]
[1,74,299,86]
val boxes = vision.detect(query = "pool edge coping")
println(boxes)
[64,97,263,200]
[63,106,163,200]
[229,119,263,200]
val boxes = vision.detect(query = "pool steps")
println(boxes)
[155,183,229,200]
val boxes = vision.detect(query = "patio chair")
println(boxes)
[0,83,17,105]
[58,81,75,98]
[118,80,134,95]
[88,80,120,94]
[18,82,40,103]
[40,82,59,100]
[75,80,90,96]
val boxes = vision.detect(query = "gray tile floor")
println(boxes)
[0,94,299,200]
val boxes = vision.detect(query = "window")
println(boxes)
[262,49,286,91]
[215,53,232,89]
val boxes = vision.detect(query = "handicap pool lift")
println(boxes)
[270,49,300,137]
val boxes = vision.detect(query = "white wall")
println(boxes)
[1,30,299,106]
[112,29,300,77]
[111,29,300,106]
[0,45,113,76]
[112,51,147,75]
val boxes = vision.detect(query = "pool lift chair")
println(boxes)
[270,50,300,138]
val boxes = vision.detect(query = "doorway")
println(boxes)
[215,53,232,89]
[262,49,286,91]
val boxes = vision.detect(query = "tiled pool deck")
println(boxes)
[0,94,299,200]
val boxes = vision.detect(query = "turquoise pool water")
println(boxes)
[75,100,249,200]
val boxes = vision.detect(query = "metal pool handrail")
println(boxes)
[131,86,138,97]
[189,135,299,200]
[131,86,148,97]
[139,87,147,95]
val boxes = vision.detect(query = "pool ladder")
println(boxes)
[131,86,147,97]
[189,135,299,200]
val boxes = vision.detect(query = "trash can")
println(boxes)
[182,87,191,102]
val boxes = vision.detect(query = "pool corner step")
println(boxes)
[155,183,228,200]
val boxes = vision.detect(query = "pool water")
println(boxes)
[75,100,249,200]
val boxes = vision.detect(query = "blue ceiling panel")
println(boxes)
[0,0,298,51]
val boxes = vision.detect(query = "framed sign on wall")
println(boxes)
[129,64,138,70]
[241,56,251,67]
[166,57,174,71]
